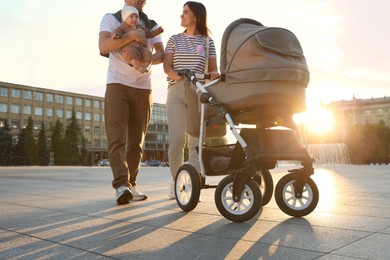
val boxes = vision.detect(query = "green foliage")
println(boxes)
[61,109,82,165]
[51,119,64,165]
[0,121,13,165]
[25,116,37,165]
[11,128,28,165]
[345,123,390,164]
[38,122,50,166]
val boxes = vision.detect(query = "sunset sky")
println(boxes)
[1,0,389,108]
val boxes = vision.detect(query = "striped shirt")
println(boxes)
[165,33,217,86]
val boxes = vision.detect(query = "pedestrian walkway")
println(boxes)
[0,165,389,259]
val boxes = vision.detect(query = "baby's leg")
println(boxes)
[120,46,148,74]
[142,48,152,68]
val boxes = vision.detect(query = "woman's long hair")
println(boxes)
[184,1,210,37]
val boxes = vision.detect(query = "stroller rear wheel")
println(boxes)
[253,170,273,206]
[274,173,319,217]
[175,164,201,212]
[215,174,262,222]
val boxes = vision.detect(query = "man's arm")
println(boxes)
[151,42,164,65]
[99,28,147,56]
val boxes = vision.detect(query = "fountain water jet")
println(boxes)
[307,143,351,165]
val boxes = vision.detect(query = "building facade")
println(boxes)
[326,96,390,141]
[0,81,168,164]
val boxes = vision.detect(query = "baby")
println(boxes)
[112,6,163,73]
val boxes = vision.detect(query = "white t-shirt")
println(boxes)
[99,13,163,90]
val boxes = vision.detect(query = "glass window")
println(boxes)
[94,100,100,108]
[11,120,19,129]
[56,109,63,118]
[35,92,43,101]
[66,96,73,105]
[46,108,53,117]
[0,103,8,112]
[56,95,64,104]
[24,90,32,100]
[94,127,100,135]
[76,98,82,106]
[85,126,91,134]
[85,99,91,107]
[94,139,100,148]
[11,105,20,113]
[76,111,82,120]
[23,105,32,115]
[12,89,20,98]
[46,93,54,102]
[85,112,91,120]
[66,110,72,119]
[0,87,8,97]
[94,114,100,122]
[35,107,43,116]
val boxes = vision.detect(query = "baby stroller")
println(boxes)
[174,18,319,222]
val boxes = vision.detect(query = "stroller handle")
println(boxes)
[177,69,211,80]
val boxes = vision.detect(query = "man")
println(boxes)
[99,0,164,205]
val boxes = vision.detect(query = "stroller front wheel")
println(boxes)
[175,164,201,212]
[274,173,319,217]
[215,174,262,222]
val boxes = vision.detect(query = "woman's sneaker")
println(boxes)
[116,186,133,205]
[131,186,148,201]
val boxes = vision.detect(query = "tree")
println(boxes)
[25,116,37,165]
[38,122,50,166]
[51,119,64,165]
[11,128,28,165]
[0,121,13,166]
[62,109,82,165]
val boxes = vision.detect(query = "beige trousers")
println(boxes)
[166,81,200,179]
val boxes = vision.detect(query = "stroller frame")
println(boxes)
[174,69,319,222]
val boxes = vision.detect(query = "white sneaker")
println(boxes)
[131,186,148,201]
[116,186,133,205]
[168,181,175,199]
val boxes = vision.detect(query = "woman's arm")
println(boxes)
[207,57,220,80]
[163,52,183,81]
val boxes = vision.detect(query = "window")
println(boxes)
[94,139,100,148]
[46,108,53,117]
[94,113,100,122]
[85,112,91,121]
[56,95,64,104]
[23,105,32,115]
[94,100,100,108]
[94,127,100,135]
[35,107,43,116]
[76,111,83,120]
[66,110,72,119]
[76,98,82,106]
[12,89,20,98]
[24,90,32,100]
[11,105,20,114]
[0,103,7,113]
[11,120,19,129]
[56,109,63,118]
[46,93,54,102]
[66,96,73,105]
[85,126,91,134]
[0,87,8,97]
[85,99,91,107]
[35,92,43,101]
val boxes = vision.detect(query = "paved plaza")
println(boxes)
[0,165,390,259]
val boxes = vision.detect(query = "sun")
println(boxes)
[294,100,334,134]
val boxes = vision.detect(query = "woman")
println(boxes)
[163,1,220,199]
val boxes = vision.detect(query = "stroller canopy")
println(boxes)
[219,18,309,86]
